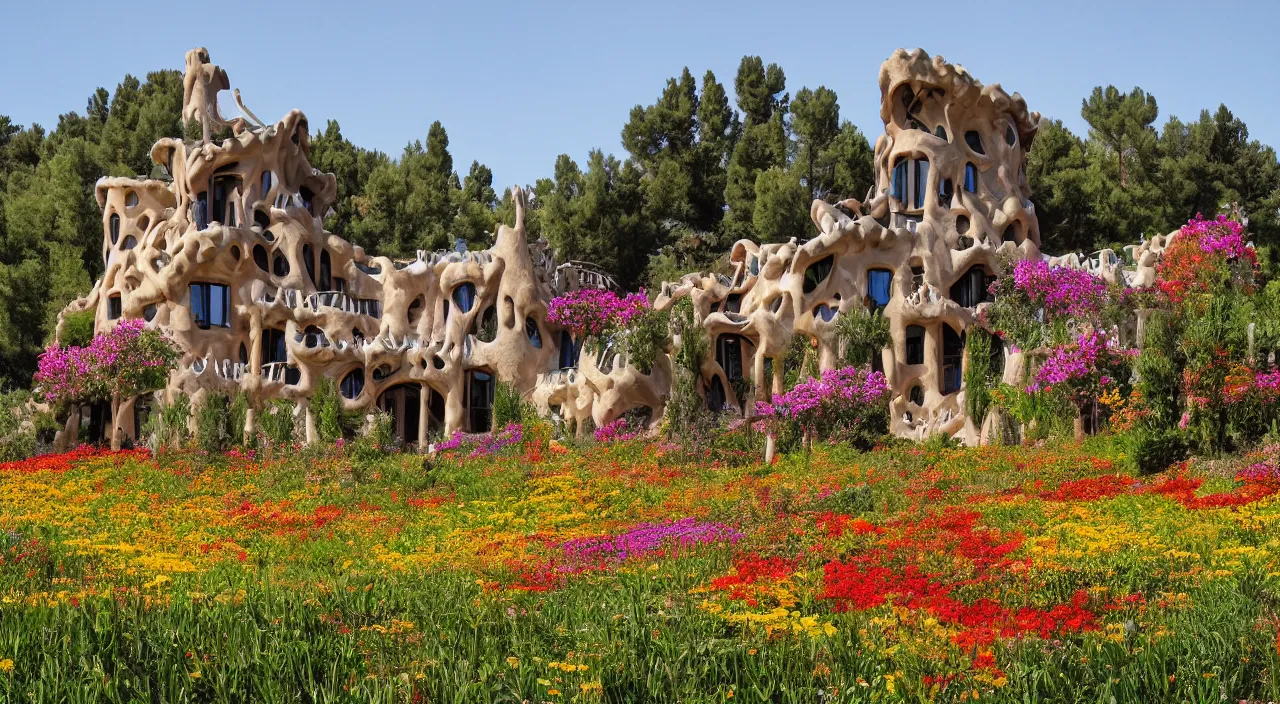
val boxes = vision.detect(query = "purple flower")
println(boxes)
[561,518,742,565]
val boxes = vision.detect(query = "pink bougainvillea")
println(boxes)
[546,289,650,339]
[1029,330,1135,409]
[1008,259,1111,321]
[34,319,179,408]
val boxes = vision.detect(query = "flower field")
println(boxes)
[2,438,1280,702]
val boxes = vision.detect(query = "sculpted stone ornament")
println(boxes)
[59,48,1166,449]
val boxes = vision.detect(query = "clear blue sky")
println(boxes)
[3,0,1277,189]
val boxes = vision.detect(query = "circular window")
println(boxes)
[273,254,289,277]
[340,369,365,399]
[1005,123,1017,146]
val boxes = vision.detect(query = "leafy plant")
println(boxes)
[493,381,534,428]
[194,392,232,453]
[833,305,890,367]
[259,399,296,450]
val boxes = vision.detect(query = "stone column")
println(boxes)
[418,385,430,450]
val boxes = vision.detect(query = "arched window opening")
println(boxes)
[956,215,971,234]
[254,209,270,230]
[109,214,121,244]
[814,304,837,322]
[230,245,239,260]
[911,264,925,290]
[559,331,579,369]
[253,245,269,272]
[319,250,332,291]
[525,317,542,348]
[211,170,241,227]
[407,296,424,326]
[941,325,965,395]
[891,157,931,209]
[302,244,316,286]
[1002,222,1021,245]
[189,282,230,329]
[725,293,742,314]
[194,191,209,230]
[964,131,985,155]
[261,229,276,243]
[452,282,476,314]
[938,178,954,206]
[260,171,272,197]
[143,303,157,322]
[950,266,994,308]
[909,385,925,406]
[867,268,893,310]
[935,125,948,142]
[125,191,139,207]
[273,253,289,277]
[261,328,287,365]
[1005,123,1017,147]
[107,294,122,320]
[803,256,834,294]
[707,376,728,413]
[964,164,979,193]
[906,325,925,365]
[467,370,494,432]
[716,335,745,383]
[340,369,365,400]
[238,343,248,365]
[298,185,315,215]
[122,236,137,250]
[475,305,498,342]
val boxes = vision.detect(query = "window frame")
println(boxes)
[189,282,231,329]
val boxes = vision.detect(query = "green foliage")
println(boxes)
[1124,428,1189,476]
[1136,311,1181,429]
[145,393,190,453]
[0,389,47,461]
[59,310,95,348]
[619,307,669,375]
[229,391,250,446]
[312,377,356,444]
[258,399,296,450]
[194,392,232,454]
[492,381,533,429]
[834,306,890,368]
[964,328,999,424]
[664,298,713,443]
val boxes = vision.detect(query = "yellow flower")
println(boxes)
[547,689,561,696]
[0,659,13,673]
[506,656,519,668]
[189,670,201,679]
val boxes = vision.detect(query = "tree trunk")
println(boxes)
[1073,412,1085,443]
[110,394,123,451]
[764,433,777,464]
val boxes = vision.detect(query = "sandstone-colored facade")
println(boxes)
[60,48,1146,448]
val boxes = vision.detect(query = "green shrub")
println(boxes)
[964,327,999,424]
[664,298,713,443]
[60,310,95,348]
[834,306,890,367]
[195,393,232,453]
[620,308,669,375]
[259,399,297,450]
[493,381,533,428]
[145,393,191,453]
[1125,428,1189,476]
[229,391,251,446]
[1136,311,1180,430]
[312,377,357,443]
[0,390,38,462]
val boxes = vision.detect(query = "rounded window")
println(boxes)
[340,369,365,400]
[273,253,289,277]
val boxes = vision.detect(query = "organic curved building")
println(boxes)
[60,47,1137,448]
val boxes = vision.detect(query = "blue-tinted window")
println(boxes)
[867,269,893,310]
[964,164,979,193]
[906,325,925,365]
[190,282,230,328]
[107,294,122,320]
[452,283,476,314]
[340,369,365,400]
[891,158,908,202]
[559,331,578,369]
[526,317,542,348]
[912,160,929,209]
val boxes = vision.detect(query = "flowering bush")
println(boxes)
[434,423,524,458]
[35,319,179,409]
[1157,214,1255,305]
[986,259,1116,351]
[1028,330,1135,412]
[546,289,650,339]
[756,366,889,449]
[594,417,641,444]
